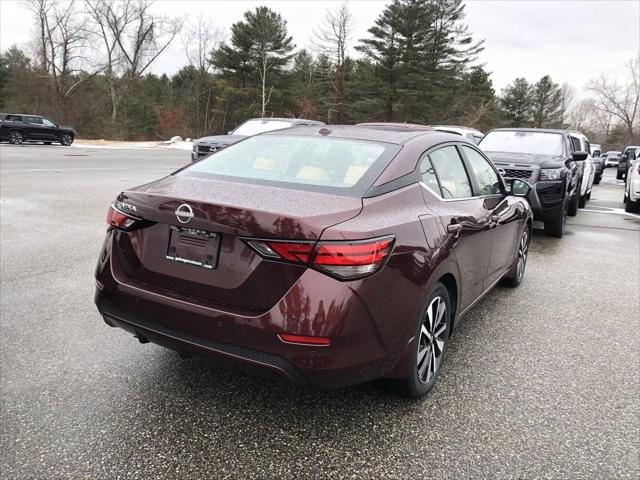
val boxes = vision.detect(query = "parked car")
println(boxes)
[479,128,584,238]
[568,132,595,207]
[0,113,75,145]
[430,125,484,144]
[623,154,640,213]
[95,126,533,398]
[618,146,640,180]
[590,144,604,184]
[604,151,622,168]
[191,117,325,161]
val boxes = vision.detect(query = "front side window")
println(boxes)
[570,137,581,152]
[42,118,56,127]
[462,146,501,195]
[428,146,473,199]
[184,134,392,194]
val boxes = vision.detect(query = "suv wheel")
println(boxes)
[502,226,530,287]
[401,283,451,399]
[61,133,74,146]
[616,170,623,180]
[579,194,587,208]
[625,199,639,213]
[9,130,23,145]
[544,200,567,238]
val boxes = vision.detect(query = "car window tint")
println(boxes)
[26,117,42,124]
[419,155,440,194]
[462,146,501,195]
[428,146,472,199]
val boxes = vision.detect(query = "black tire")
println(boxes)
[9,130,23,145]
[567,191,579,217]
[502,225,530,287]
[593,174,601,185]
[544,200,567,238]
[586,190,591,200]
[625,200,639,213]
[401,283,451,399]
[616,171,623,180]
[44,142,52,145]
[61,133,74,146]
[578,194,586,208]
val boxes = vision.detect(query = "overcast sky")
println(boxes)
[1,0,638,95]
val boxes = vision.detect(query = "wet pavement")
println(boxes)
[1,145,639,479]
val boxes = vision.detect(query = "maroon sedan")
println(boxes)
[95,125,532,398]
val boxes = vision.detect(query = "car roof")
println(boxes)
[431,125,483,134]
[245,117,324,125]
[487,127,576,136]
[356,122,434,132]
[264,124,455,145]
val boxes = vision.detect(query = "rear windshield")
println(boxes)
[182,134,398,195]
[480,131,564,156]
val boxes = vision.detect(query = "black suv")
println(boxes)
[479,128,586,238]
[0,113,75,145]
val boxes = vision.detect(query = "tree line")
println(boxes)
[0,0,637,148]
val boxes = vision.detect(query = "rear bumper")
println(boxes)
[95,254,410,389]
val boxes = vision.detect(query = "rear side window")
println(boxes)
[427,146,473,199]
[462,146,501,195]
[184,134,398,196]
[26,117,42,124]
[5,115,22,122]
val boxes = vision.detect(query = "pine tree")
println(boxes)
[501,78,533,127]
[531,75,564,128]
[212,7,294,118]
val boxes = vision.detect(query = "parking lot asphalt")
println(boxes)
[1,144,639,479]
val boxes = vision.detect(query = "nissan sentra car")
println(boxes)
[95,125,532,398]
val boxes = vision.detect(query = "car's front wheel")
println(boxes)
[61,133,74,146]
[625,199,639,213]
[402,283,451,399]
[9,130,23,145]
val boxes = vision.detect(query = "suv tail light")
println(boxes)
[245,236,395,280]
[106,204,141,230]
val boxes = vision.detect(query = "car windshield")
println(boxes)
[480,131,564,156]
[232,119,294,136]
[606,151,621,156]
[183,134,392,193]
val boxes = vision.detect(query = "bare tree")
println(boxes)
[313,2,354,123]
[587,55,640,142]
[85,0,182,128]
[25,0,105,118]
[181,16,224,136]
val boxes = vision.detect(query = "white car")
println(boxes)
[590,143,602,157]
[569,131,595,208]
[624,154,640,213]
[604,151,622,168]
[430,125,484,144]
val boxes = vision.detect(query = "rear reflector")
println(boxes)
[245,240,314,263]
[278,333,330,346]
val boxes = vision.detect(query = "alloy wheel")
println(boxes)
[61,134,73,146]
[417,296,447,384]
[10,131,23,145]
[516,229,529,281]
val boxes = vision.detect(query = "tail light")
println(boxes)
[106,204,141,230]
[245,235,394,280]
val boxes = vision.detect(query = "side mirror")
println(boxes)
[565,158,574,168]
[511,179,531,197]
[227,130,233,135]
[573,151,588,161]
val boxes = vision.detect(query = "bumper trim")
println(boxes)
[97,300,309,386]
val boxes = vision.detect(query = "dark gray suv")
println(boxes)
[479,128,587,238]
